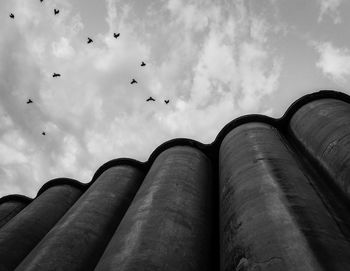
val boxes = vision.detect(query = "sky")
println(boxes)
[1,0,350,197]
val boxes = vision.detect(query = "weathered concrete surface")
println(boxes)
[219,122,350,271]
[0,184,82,271]
[0,199,28,229]
[95,146,213,271]
[16,165,144,271]
[290,99,350,200]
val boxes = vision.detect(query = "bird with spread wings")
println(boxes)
[146,97,155,102]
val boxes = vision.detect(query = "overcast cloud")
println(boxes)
[1,0,350,197]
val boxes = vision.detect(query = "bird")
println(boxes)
[9,13,14,19]
[40,0,44,2]
[164,100,169,104]
[27,99,33,104]
[54,9,59,15]
[146,97,155,102]
[53,73,61,77]
[114,33,120,39]
[141,61,146,67]
[42,132,46,136]
[87,37,93,44]
[130,79,137,84]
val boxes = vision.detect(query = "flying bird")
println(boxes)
[87,37,93,44]
[40,0,44,2]
[53,73,61,77]
[141,61,146,67]
[27,99,33,104]
[9,13,14,19]
[42,132,46,136]
[146,97,155,102]
[164,100,169,104]
[130,79,137,84]
[114,33,120,39]
[54,9,59,15]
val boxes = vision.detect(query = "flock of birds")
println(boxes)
[9,1,170,136]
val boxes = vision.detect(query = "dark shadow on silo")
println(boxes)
[0,181,83,271]
[16,165,144,271]
[219,122,350,271]
[289,98,350,201]
[0,196,31,229]
[95,146,213,271]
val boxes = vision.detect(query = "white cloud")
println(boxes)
[238,42,282,112]
[317,0,343,24]
[0,143,27,165]
[167,0,210,31]
[314,41,350,82]
[189,31,237,108]
[52,37,75,58]
[0,0,283,197]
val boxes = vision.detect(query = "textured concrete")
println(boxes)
[95,146,213,271]
[0,183,83,271]
[16,165,144,271]
[0,198,29,229]
[290,99,350,200]
[219,122,350,271]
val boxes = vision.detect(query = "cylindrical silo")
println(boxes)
[16,164,144,271]
[289,98,350,200]
[219,122,350,271]
[95,146,213,271]
[0,181,83,271]
[0,196,31,229]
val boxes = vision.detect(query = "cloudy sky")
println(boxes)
[1,0,350,197]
